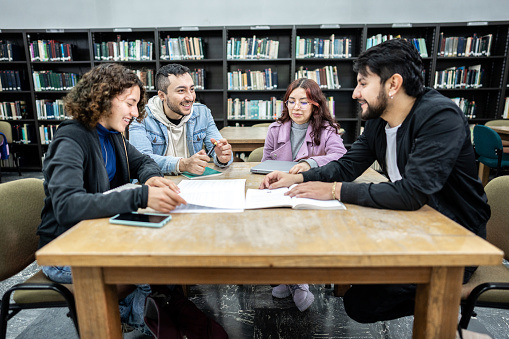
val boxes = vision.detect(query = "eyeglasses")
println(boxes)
[285,100,310,109]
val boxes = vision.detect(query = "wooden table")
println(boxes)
[490,125,509,141]
[36,163,503,339]
[219,126,269,153]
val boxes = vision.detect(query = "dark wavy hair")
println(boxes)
[64,63,146,128]
[156,63,191,93]
[278,78,340,146]
[353,38,424,97]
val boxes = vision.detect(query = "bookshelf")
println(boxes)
[0,22,508,172]
[294,25,364,146]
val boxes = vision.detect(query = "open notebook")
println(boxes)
[245,185,346,210]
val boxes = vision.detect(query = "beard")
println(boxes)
[165,97,193,117]
[359,89,388,121]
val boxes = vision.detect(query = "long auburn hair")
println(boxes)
[277,78,340,146]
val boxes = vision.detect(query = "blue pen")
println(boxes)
[207,141,218,157]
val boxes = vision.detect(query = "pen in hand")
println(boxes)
[207,141,218,157]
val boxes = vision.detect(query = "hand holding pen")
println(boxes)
[209,138,232,164]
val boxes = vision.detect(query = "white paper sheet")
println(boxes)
[171,179,246,213]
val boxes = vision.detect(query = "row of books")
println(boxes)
[227,97,283,120]
[29,40,73,62]
[227,69,278,91]
[36,99,67,120]
[39,124,59,145]
[295,65,341,90]
[160,36,204,60]
[437,33,492,57]
[131,69,155,90]
[0,40,21,61]
[296,35,352,59]
[189,68,205,90]
[227,36,279,60]
[366,35,429,58]
[1,101,28,120]
[0,70,22,91]
[503,97,509,119]
[11,123,35,144]
[433,65,484,89]
[93,39,154,61]
[451,97,477,119]
[32,71,80,91]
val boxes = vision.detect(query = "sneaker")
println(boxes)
[272,284,291,298]
[289,284,314,312]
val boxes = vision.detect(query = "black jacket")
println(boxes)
[37,120,163,248]
[303,88,490,236]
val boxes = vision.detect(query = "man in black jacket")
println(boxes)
[260,38,490,322]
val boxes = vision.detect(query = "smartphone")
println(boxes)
[109,212,172,228]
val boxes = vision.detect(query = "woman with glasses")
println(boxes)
[262,78,347,312]
[262,78,346,174]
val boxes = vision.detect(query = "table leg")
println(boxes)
[478,163,490,187]
[413,267,463,339]
[72,267,122,339]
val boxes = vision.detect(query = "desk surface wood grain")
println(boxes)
[37,162,502,269]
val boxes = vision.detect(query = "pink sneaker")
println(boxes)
[272,284,291,298]
[289,284,314,312]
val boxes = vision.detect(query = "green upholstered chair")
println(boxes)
[247,147,264,162]
[0,121,21,182]
[0,178,79,339]
[473,125,509,186]
[459,175,509,329]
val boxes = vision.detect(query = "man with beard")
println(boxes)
[259,39,490,323]
[129,63,232,175]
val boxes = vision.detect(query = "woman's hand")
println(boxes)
[145,176,180,193]
[147,186,186,213]
[289,162,311,174]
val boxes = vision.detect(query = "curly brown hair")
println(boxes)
[64,63,147,128]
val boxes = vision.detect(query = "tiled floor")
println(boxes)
[1,172,509,338]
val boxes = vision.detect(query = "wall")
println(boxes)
[1,0,509,29]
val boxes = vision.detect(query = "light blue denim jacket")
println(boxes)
[129,102,232,174]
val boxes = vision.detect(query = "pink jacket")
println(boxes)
[262,120,347,166]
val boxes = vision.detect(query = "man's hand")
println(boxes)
[285,181,342,201]
[179,150,210,174]
[211,138,232,164]
[259,171,304,189]
[147,186,187,213]
[289,162,311,174]
[144,176,180,193]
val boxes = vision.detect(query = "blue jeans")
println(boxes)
[42,265,152,335]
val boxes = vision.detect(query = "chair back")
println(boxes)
[247,147,264,162]
[473,125,503,160]
[0,122,13,144]
[251,123,272,127]
[0,178,45,281]
[485,119,509,127]
[484,175,509,261]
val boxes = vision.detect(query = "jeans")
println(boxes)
[42,265,152,335]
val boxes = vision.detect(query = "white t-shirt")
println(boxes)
[385,123,402,182]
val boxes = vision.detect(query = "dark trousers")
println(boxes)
[343,266,477,323]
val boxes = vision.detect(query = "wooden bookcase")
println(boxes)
[1,22,508,171]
